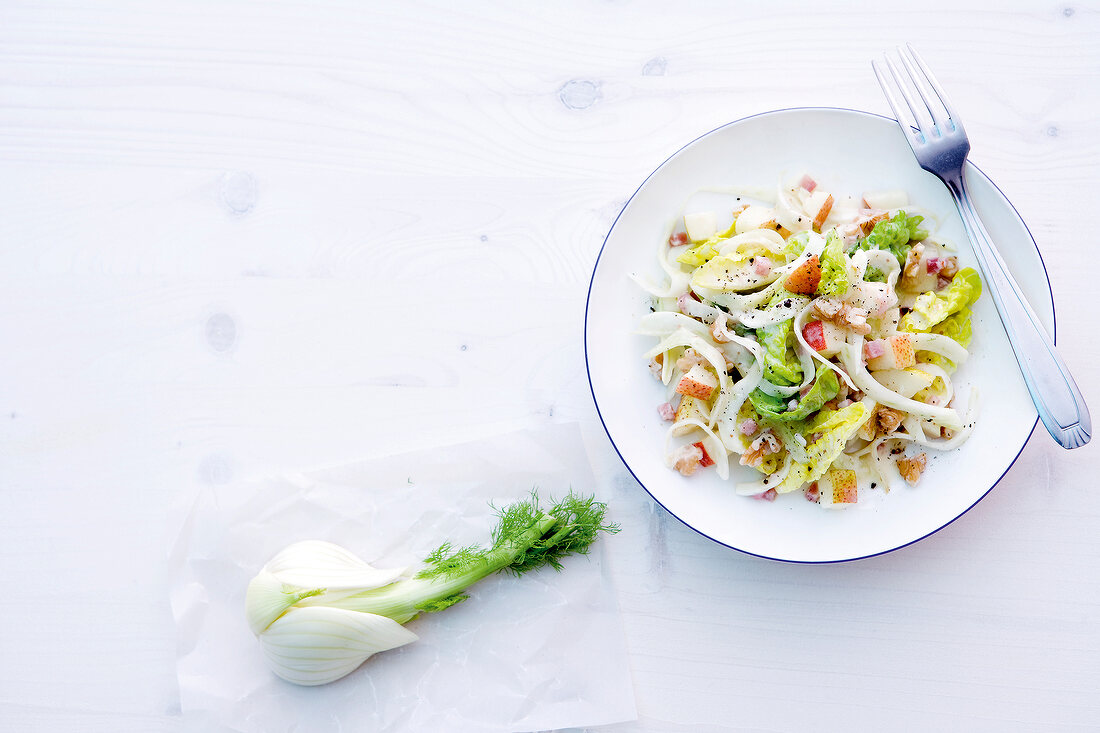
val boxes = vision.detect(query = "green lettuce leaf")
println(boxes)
[757,320,802,386]
[932,304,974,346]
[900,267,982,332]
[748,388,788,417]
[784,231,811,259]
[749,365,840,422]
[775,402,869,493]
[919,304,974,373]
[676,222,738,267]
[816,231,850,296]
[852,210,928,266]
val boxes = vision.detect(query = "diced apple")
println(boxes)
[847,281,898,318]
[817,320,847,357]
[866,333,916,371]
[683,211,718,242]
[901,263,940,293]
[861,190,909,210]
[804,190,834,230]
[872,367,934,398]
[675,364,718,400]
[733,205,778,234]
[818,468,858,507]
[693,441,715,467]
[804,319,846,357]
[784,255,821,295]
[802,320,827,351]
[675,395,708,423]
[871,306,901,335]
[857,210,889,235]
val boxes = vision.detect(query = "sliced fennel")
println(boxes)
[246,491,618,686]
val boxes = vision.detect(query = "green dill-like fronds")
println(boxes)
[506,490,620,576]
[489,490,543,551]
[416,541,488,580]
[549,492,620,557]
[411,489,618,604]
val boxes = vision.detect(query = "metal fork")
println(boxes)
[873,44,1090,449]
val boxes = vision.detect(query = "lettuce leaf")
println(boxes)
[932,304,974,346]
[757,320,802,386]
[816,231,849,296]
[775,402,869,493]
[677,238,722,268]
[900,267,982,332]
[784,231,811,259]
[676,222,738,267]
[749,365,839,422]
[852,210,927,266]
[864,265,886,283]
[748,388,788,417]
[919,304,974,372]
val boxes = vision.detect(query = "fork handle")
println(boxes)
[944,171,1091,449]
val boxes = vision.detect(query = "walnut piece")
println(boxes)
[739,430,783,469]
[876,407,904,435]
[812,298,871,335]
[675,348,706,373]
[857,417,878,442]
[903,242,926,281]
[939,256,959,279]
[671,443,704,476]
[897,452,928,485]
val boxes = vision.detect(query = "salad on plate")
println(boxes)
[636,175,982,507]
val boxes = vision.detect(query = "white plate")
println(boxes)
[585,107,1055,563]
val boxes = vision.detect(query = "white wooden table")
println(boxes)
[2,2,1098,730]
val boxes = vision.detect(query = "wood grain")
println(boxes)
[0,1,1098,731]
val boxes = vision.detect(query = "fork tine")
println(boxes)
[904,43,965,135]
[897,45,948,136]
[871,59,916,135]
[883,53,928,136]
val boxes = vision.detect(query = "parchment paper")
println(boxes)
[168,423,636,732]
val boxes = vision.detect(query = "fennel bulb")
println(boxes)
[245,491,618,686]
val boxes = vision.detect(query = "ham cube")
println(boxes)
[675,365,718,400]
[866,333,915,371]
[799,174,817,193]
[864,339,887,360]
[752,255,774,276]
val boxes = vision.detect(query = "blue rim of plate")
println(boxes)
[584,106,1055,564]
